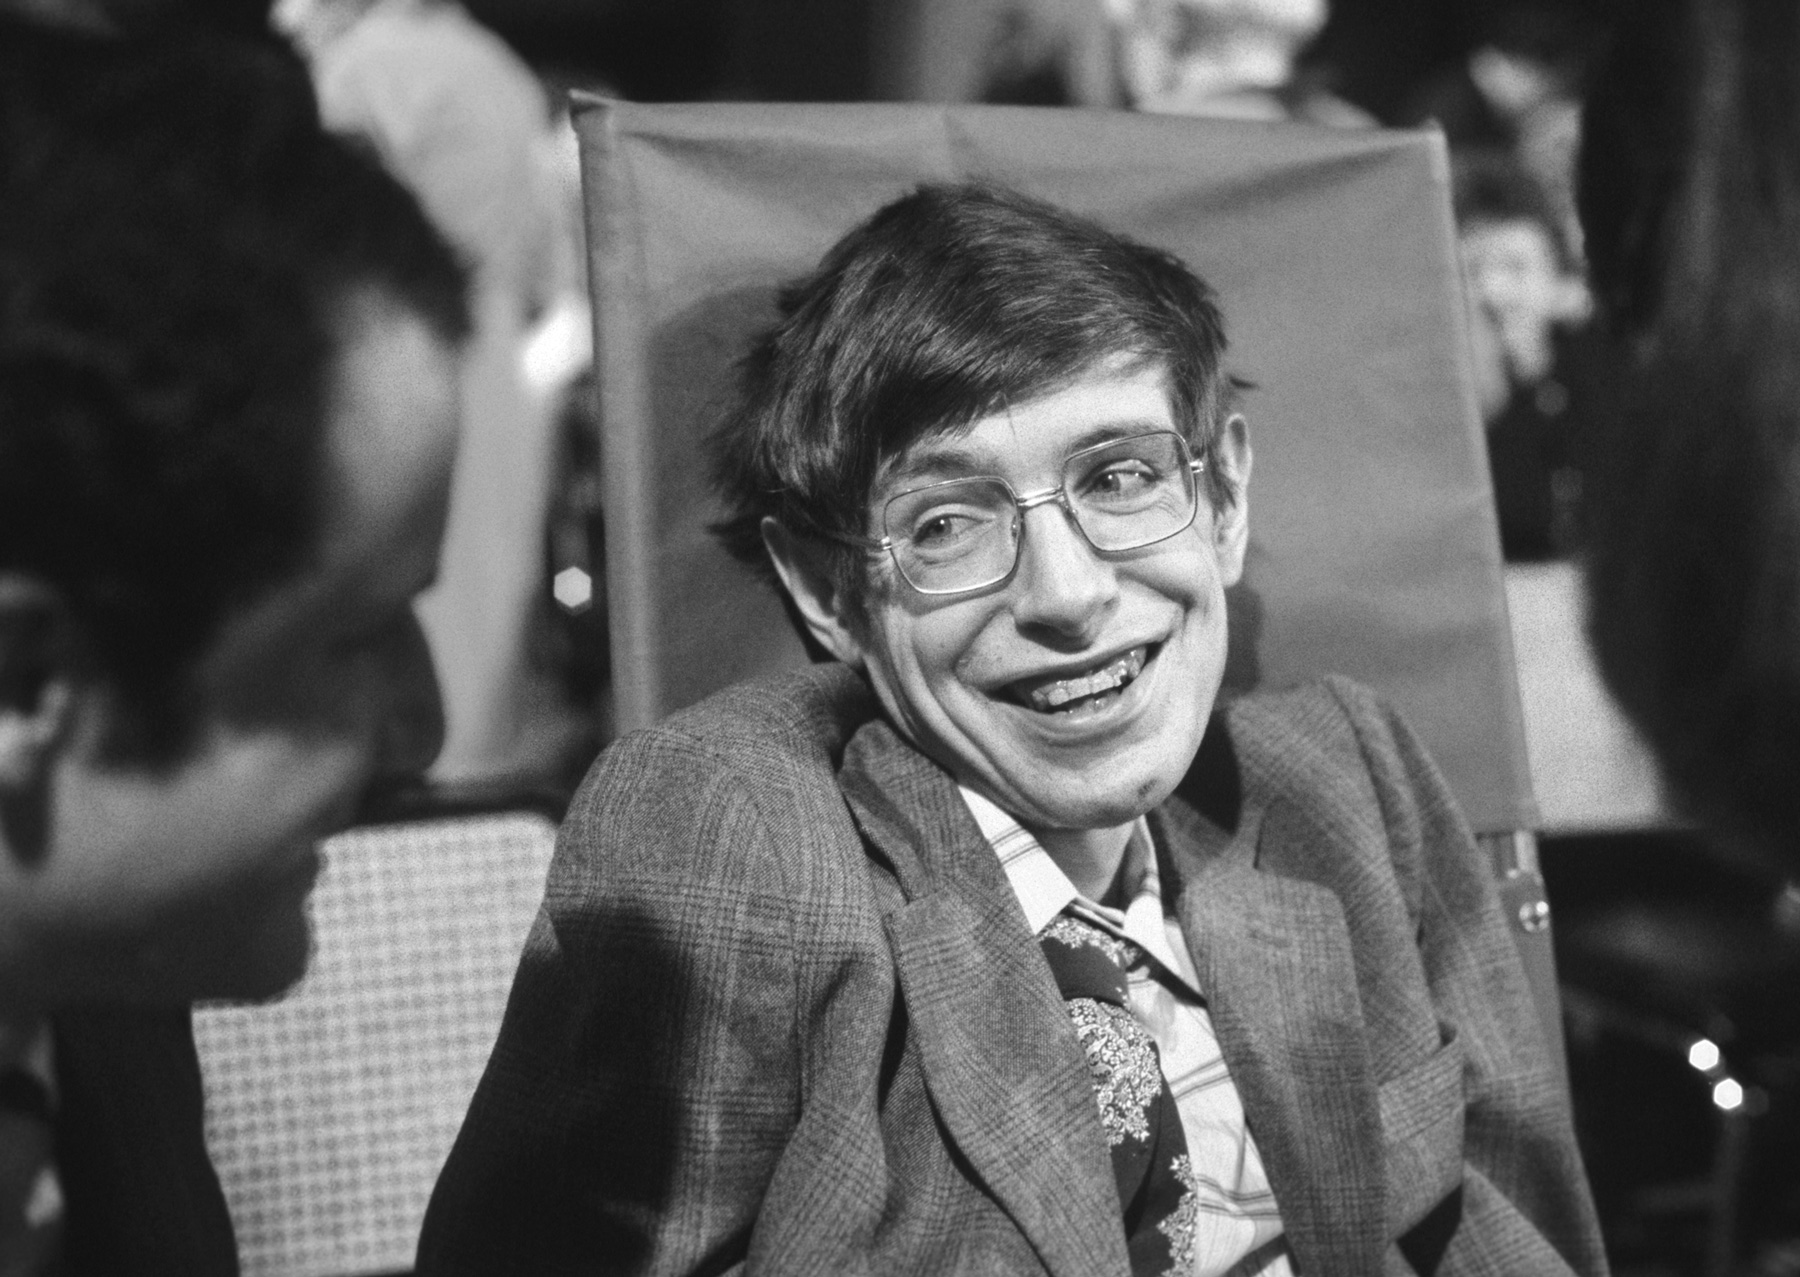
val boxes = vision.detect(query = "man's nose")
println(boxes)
[375,611,446,783]
[1008,501,1118,641]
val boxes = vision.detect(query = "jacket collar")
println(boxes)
[1155,706,1387,1277]
[837,704,1387,1277]
[837,717,1132,1277]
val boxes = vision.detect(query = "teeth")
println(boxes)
[1026,647,1146,711]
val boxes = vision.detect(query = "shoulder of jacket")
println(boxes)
[555,665,877,884]
[1222,674,1392,756]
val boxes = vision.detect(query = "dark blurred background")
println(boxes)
[465,0,1598,109]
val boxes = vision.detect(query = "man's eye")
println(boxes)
[907,509,990,551]
[1082,460,1158,498]
[912,513,969,545]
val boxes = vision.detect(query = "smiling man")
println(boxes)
[421,184,1603,1277]
[0,22,467,1275]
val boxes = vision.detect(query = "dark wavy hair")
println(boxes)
[0,22,469,762]
[708,182,1236,610]
[1579,0,1800,862]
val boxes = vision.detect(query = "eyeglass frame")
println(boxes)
[823,428,1213,597]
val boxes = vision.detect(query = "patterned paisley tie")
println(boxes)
[1041,911,1197,1277]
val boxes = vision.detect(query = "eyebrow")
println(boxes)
[881,417,1174,488]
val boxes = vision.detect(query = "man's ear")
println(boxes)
[0,576,80,796]
[760,518,867,668]
[1211,413,1253,588]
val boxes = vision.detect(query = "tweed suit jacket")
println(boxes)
[418,663,1606,1277]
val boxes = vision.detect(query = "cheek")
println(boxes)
[860,607,997,734]
[264,630,421,751]
[910,611,1010,708]
[1143,533,1224,602]
[206,637,351,737]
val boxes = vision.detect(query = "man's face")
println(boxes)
[832,359,1248,834]
[9,293,459,1008]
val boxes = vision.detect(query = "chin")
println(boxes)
[172,899,317,1005]
[216,915,316,1003]
[1036,784,1176,832]
[995,760,1183,832]
[196,847,328,1002]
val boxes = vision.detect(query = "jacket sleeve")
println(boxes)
[1324,678,1610,1277]
[415,729,807,1277]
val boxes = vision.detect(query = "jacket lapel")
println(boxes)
[838,722,1130,1277]
[1157,788,1388,1277]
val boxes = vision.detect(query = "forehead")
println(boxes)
[292,294,460,635]
[191,295,459,695]
[318,293,460,546]
[876,357,1177,492]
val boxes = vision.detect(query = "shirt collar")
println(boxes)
[958,785,1196,990]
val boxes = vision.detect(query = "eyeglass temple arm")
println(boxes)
[817,527,891,552]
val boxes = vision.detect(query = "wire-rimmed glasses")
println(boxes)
[832,430,1208,596]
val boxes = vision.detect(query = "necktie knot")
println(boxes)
[1039,913,1140,1005]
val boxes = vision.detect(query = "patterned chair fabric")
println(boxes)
[193,811,556,1277]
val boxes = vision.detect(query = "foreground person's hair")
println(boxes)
[0,23,469,763]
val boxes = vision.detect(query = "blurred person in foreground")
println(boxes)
[0,21,468,1275]
[419,184,1604,1276]
[1579,0,1800,870]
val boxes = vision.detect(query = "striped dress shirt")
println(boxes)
[959,786,1294,1277]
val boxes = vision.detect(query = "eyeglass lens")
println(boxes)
[881,432,1199,594]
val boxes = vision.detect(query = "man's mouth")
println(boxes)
[1007,646,1150,713]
